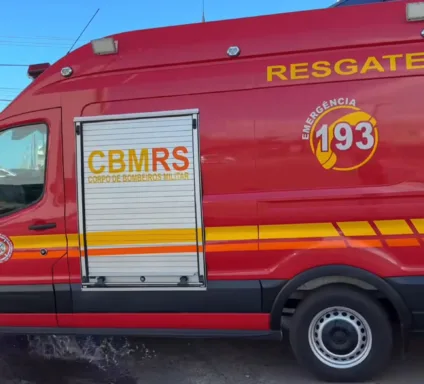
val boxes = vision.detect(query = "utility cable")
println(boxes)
[0,35,74,41]
[0,64,30,67]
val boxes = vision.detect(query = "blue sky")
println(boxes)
[0,0,332,109]
[0,0,332,169]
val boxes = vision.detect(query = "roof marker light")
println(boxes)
[61,67,73,78]
[91,37,118,55]
[27,63,50,80]
[406,2,424,22]
[227,46,241,57]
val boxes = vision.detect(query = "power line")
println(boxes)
[0,11,100,97]
[0,36,78,49]
[0,13,100,60]
[0,39,79,48]
[0,99,12,102]
[0,35,74,41]
[0,93,21,98]
[0,64,29,67]
[0,42,92,51]
[0,41,70,48]
[0,35,93,49]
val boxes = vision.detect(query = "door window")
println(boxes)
[0,123,48,216]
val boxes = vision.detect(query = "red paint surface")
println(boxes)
[58,313,270,330]
[0,108,66,289]
[0,1,423,328]
[0,314,57,327]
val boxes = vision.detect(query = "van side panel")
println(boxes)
[256,75,424,279]
[55,15,424,321]
[73,78,424,281]
[60,93,266,318]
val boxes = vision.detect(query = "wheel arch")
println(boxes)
[269,265,412,331]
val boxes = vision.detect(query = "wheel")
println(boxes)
[288,284,393,383]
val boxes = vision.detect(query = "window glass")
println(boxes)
[0,123,48,216]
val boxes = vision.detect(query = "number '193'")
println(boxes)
[316,122,375,152]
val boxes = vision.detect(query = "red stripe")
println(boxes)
[0,314,57,327]
[58,313,270,330]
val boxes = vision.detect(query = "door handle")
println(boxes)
[28,222,57,231]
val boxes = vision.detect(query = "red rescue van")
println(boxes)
[2,0,424,381]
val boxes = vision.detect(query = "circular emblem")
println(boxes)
[302,98,379,172]
[0,234,13,263]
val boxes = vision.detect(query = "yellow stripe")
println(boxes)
[411,218,424,234]
[205,226,258,241]
[10,234,67,250]
[82,229,199,247]
[7,218,424,250]
[337,221,376,237]
[67,234,80,248]
[374,220,413,235]
[198,229,204,243]
[259,223,339,239]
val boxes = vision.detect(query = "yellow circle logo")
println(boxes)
[303,99,378,171]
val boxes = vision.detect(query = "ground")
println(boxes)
[0,333,423,384]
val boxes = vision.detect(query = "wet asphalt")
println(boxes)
[0,332,424,383]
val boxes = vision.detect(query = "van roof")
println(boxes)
[332,0,396,7]
[0,0,417,120]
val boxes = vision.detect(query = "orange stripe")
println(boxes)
[66,237,424,257]
[12,250,66,260]
[259,240,346,251]
[68,248,81,258]
[347,239,383,248]
[83,245,202,257]
[386,238,420,247]
[206,243,258,252]
[8,236,424,261]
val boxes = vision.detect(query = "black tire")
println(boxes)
[289,284,393,383]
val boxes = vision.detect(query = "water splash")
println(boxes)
[26,335,156,370]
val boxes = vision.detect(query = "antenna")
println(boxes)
[202,0,206,22]
[67,8,100,54]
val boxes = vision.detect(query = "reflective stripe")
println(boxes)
[260,223,339,239]
[374,220,413,235]
[337,221,376,236]
[8,217,424,256]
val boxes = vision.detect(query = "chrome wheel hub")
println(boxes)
[308,306,372,369]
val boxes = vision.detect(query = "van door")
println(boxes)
[75,110,205,288]
[0,108,66,325]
